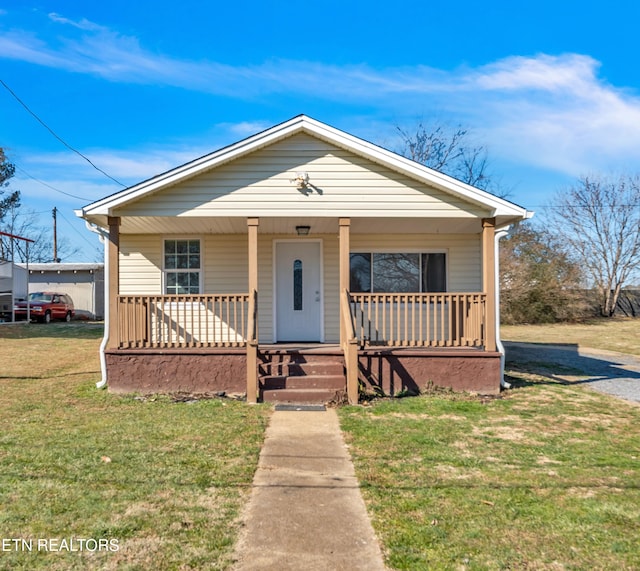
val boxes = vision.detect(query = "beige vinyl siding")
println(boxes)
[119,235,162,294]
[204,235,248,292]
[117,232,479,343]
[114,134,489,219]
[350,233,482,292]
[323,237,340,343]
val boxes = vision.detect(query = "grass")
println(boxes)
[2,320,639,570]
[0,322,270,570]
[501,317,640,356]
[340,319,640,570]
[340,385,640,570]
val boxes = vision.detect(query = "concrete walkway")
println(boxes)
[232,409,387,570]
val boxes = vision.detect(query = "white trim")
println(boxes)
[160,236,204,294]
[272,238,325,342]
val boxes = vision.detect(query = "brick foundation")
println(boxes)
[105,349,247,394]
[358,349,502,395]
[104,347,502,398]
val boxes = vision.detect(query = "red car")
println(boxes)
[14,292,75,323]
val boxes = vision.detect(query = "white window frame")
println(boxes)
[350,249,449,293]
[161,236,204,295]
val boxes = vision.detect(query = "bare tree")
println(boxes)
[1,204,80,263]
[551,174,640,317]
[500,222,590,323]
[0,148,20,223]
[396,120,507,197]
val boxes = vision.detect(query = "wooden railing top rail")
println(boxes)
[349,292,486,300]
[117,293,250,302]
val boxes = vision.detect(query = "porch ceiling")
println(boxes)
[115,216,485,235]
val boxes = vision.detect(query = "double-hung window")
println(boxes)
[164,239,201,294]
[350,252,446,293]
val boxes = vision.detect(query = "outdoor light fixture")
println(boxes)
[295,225,311,236]
[290,171,310,190]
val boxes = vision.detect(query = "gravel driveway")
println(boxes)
[504,341,640,404]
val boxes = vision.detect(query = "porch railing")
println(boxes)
[116,294,250,349]
[349,292,487,348]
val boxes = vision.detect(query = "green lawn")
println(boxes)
[0,323,270,570]
[501,317,640,356]
[340,320,640,570]
[2,321,639,570]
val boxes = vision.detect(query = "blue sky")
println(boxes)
[1,1,640,261]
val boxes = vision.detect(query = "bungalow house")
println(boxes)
[77,116,532,404]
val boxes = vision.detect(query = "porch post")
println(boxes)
[339,218,351,345]
[482,217,497,352]
[246,217,259,404]
[107,216,120,349]
[247,217,259,294]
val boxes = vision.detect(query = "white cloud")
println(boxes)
[48,12,107,32]
[2,14,640,181]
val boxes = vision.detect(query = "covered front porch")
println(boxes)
[103,215,501,403]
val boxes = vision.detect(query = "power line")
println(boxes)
[14,164,88,201]
[0,77,126,188]
[56,207,100,250]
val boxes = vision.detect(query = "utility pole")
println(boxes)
[52,207,59,263]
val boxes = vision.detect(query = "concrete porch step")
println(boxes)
[261,388,344,404]
[258,348,346,404]
[262,374,346,390]
[260,355,344,377]
[260,361,345,377]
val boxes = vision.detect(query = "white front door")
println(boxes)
[275,241,322,342]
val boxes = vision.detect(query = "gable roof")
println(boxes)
[77,115,531,228]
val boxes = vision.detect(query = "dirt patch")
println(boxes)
[472,425,526,441]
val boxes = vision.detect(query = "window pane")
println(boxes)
[373,253,419,292]
[422,253,446,292]
[176,240,189,254]
[177,254,189,269]
[165,270,200,294]
[165,254,177,269]
[293,259,303,310]
[164,241,176,254]
[189,241,200,254]
[188,272,199,293]
[189,255,200,269]
[350,253,371,292]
